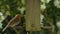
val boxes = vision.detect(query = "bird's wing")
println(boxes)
[2,14,21,32]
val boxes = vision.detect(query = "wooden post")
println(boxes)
[26,0,41,33]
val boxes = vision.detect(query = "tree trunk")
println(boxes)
[26,0,41,34]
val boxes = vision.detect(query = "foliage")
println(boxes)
[41,0,60,34]
[0,0,60,34]
[0,0,26,34]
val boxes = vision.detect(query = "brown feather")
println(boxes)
[2,14,21,32]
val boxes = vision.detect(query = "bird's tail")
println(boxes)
[2,24,9,32]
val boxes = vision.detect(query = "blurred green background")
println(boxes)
[0,0,60,34]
